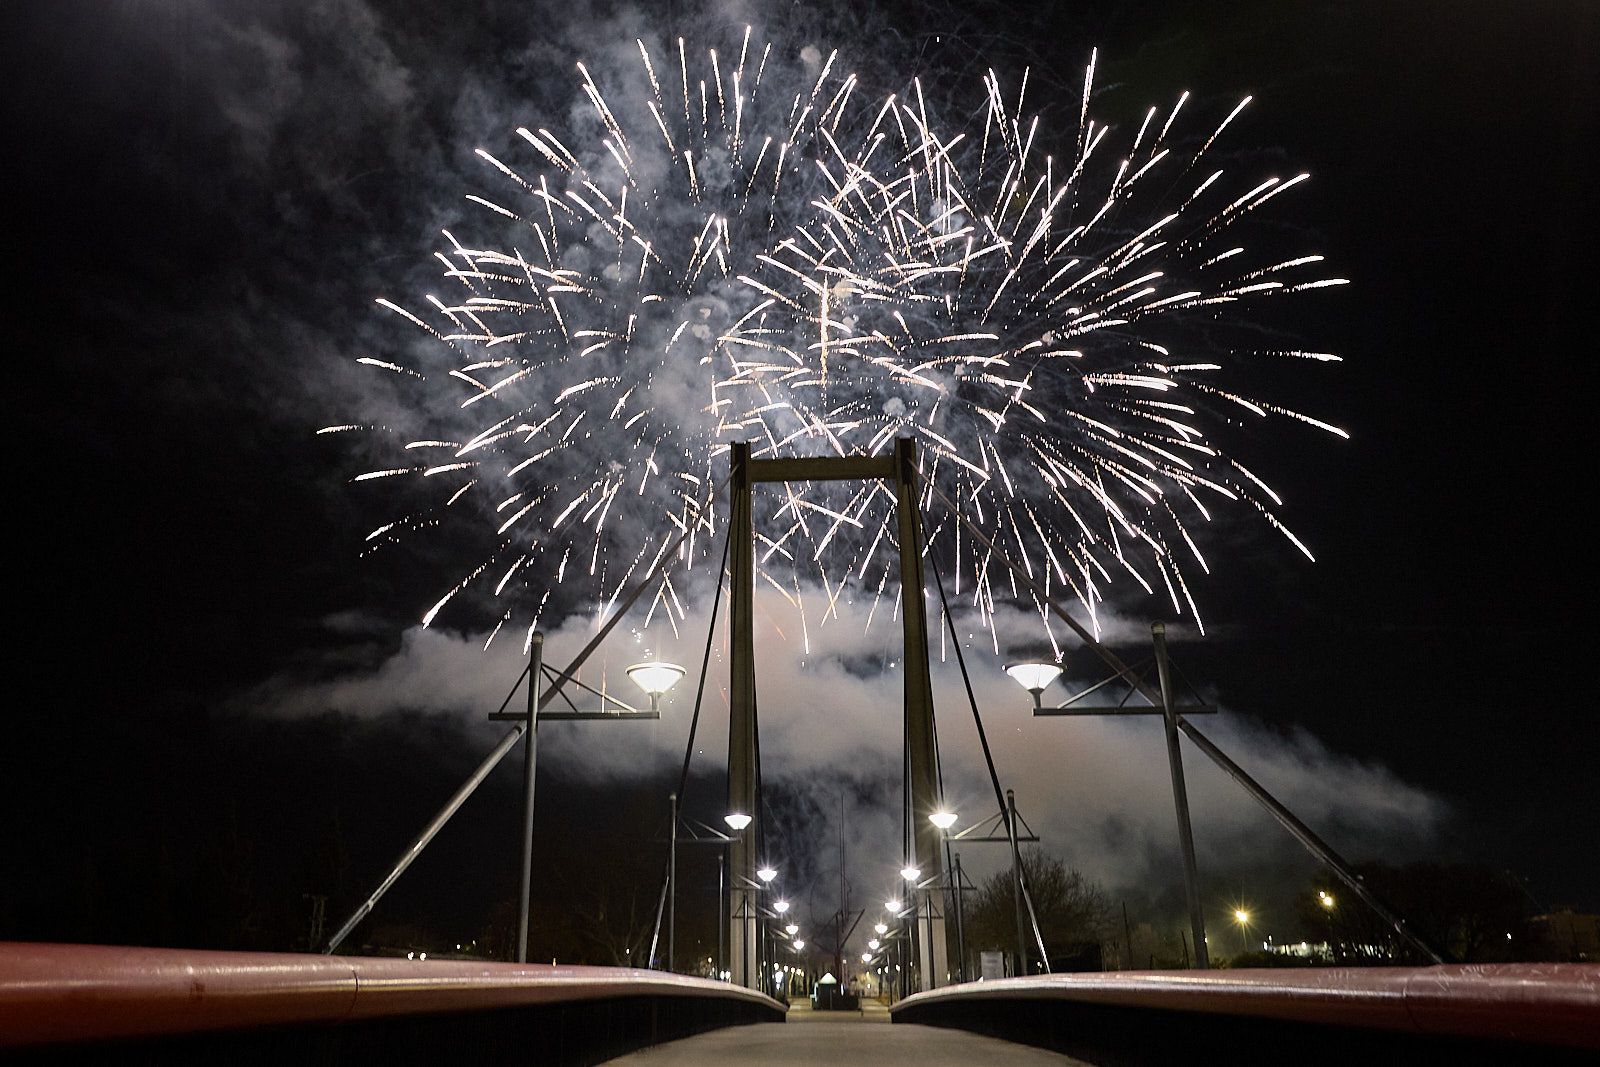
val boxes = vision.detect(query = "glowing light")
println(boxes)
[724,813,752,831]
[626,661,685,696]
[1005,662,1063,695]
[900,866,921,882]
[757,866,778,883]
[874,923,888,936]
[929,810,958,830]
[774,900,790,914]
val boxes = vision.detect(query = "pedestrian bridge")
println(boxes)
[3,943,1595,1064]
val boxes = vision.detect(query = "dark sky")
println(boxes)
[1,0,1596,957]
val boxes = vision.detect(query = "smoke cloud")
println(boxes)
[244,580,1447,923]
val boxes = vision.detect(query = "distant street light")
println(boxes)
[929,810,958,830]
[757,866,778,884]
[626,661,685,712]
[1233,908,1253,955]
[724,812,753,831]
[1318,891,1335,910]
[868,939,880,951]
[874,923,888,936]
[774,899,790,914]
[861,952,872,963]
[793,940,805,950]
[885,899,902,914]
[785,923,799,936]
[900,865,921,882]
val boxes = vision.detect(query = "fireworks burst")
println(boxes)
[326,30,1347,653]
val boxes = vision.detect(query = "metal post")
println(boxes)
[953,852,967,982]
[667,791,677,973]
[516,633,544,963]
[726,442,759,989]
[717,848,726,979]
[893,438,948,988]
[1152,622,1208,969]
[1006,789,1028,975]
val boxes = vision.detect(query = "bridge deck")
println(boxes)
[600,1000,1085,1065]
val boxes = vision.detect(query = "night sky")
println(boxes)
[2,0,1595,960]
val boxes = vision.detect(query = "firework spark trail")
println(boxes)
[331,31,1348,651]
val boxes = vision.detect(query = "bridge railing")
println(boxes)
[0,942,783,1059]
[890,964,1599,1061]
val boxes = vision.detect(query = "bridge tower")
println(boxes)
[726,438,949,992]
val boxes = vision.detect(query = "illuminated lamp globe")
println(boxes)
[794,940,805,950]
[724,812,753,831]
[900,865,921,882]
[874,923,888,936]
[929,810,958,831]
[785,923,799,936]
[885,899,902,914]
[774,900,790,914]
[1005,661,1063,709]
[757,866,778,883]
[626,661,685,711]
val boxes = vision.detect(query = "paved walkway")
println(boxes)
[600,1000,1088,1065]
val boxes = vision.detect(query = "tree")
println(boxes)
[964,848,1111,970]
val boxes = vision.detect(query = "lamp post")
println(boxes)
[928,809,964,981]
[662,813,743,979]
[1004,624,1216,969]
[628,663,685,969]
[516,633,544,963]
[1318,890,1336,961]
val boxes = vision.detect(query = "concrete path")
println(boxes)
[600,1001,1088,1065]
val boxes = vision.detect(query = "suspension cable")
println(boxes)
[924,518,1052,971]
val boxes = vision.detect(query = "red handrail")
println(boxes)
[0,942,782,1048]
[891,964,1600,1049]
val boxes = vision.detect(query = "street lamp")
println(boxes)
[785,923,799,936]
[868,939,880,951]
[626,661,685,712]
[793,940,805,950]
[1318,891,1335,910]
[929,810,958,830]
[1233,908,1252,955]
[1003,631,1218,971]
[774,899,790,914]
[724,812,753,831]
[900,865,921,882]
[757,866,778,884]
[1004,661,1063,710]
[874,922,888,936]
[885,899,902,914]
